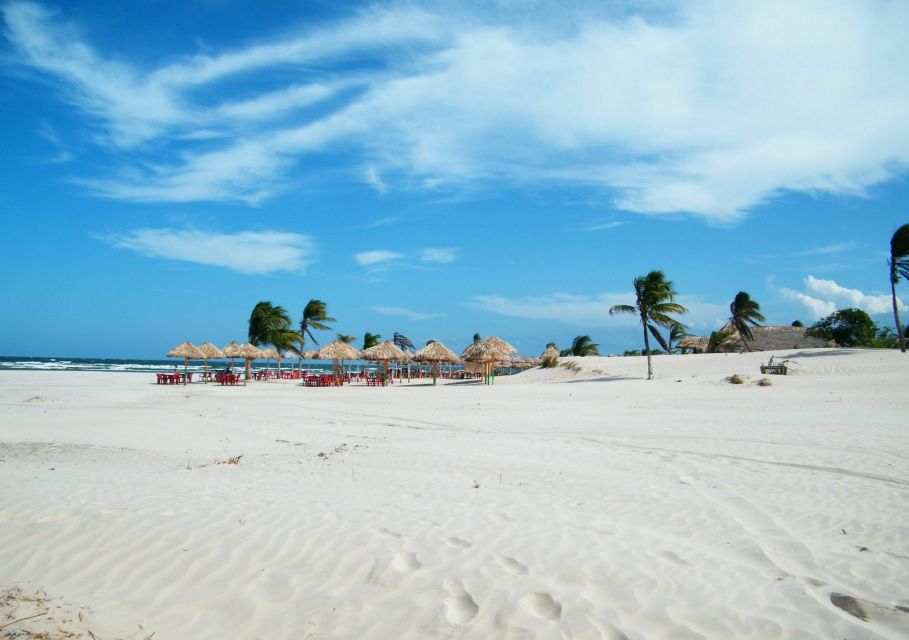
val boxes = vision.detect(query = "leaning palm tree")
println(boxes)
[299,299,335,349]
[668,324,687,354]
[393,332,415,353]
[889,224,909,353]
[728,291,766,352]
[609,270,688,379]
[248,301,296,353]
[363,332,382,349]
[570,335,600,356]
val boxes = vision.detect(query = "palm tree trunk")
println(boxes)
[642,319,653,380]
[892,276,906,353]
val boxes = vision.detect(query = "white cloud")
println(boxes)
[363,165,388,195]
[100,228,314,275]
[362,216,399,229]
[371,306,440,321]
[6,1,909,217]
[354,250,405,266]
[419,248,456,263]
[776,275,903,319]
[354,247,457,268]
[473,292,725,330]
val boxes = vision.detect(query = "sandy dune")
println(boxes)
[1,348,907,639]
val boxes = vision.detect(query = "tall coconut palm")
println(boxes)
[337,334,356,344]
[609,270,688,379]
[299,299,335,348]
[472,333,482,344]
[728,291,766,351]
[570,335,600,356]
[363,332,382,349]
[889,224,909,353]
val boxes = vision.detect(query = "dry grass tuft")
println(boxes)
[215,455,243,465]
[560,361,581,372]
[756,377,773,386]
[726,374,747,384]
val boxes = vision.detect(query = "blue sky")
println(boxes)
[2,0,908,358]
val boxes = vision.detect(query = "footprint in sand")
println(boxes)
[830,592,909,633]
[392,551,422,572]
[446,536,472,548]
[495,554,529,575]
[443,578,479,625]
[519,592,562,621]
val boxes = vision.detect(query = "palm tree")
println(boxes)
[363,332,382,349]
[609,270,688,379]
[889,224,909,353]
[668,324,687,354]
[570,335,600,356]
[248,301,295,351]
[728,291,766,352]
[248,301,296,376]
[337,334,356,344]
[299,299,335,349]
[472,333,482,344]
[393,332,415,352]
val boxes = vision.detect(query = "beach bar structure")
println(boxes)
[462,336,517,385]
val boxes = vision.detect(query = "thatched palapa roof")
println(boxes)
[302,349,319,359]
[222,341,242,358]
[461,336,517,362]
[199,342,225,359]
[681,324,833,353]
[167,342,204,359]
[413,341,459,363]
[316,340,362,360]
[363,340,410,362]
[260,348,281,360]
[236,343,265,359]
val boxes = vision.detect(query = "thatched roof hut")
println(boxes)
[260,348,281,360]
[199,342,225,359]
[413,341,459,363]
[461,336,516,362]
[363,340,410,362]
[222,341,242,359]
[316,340,361,361]
[681,324,833,353]
[236,343,264,359]
[167,342,204,359]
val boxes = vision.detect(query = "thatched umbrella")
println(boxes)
[363,340,411,386]
[235,342,264,381]
[198,341,226,382]
[316,340,362,385]
[222,341,242,368]
[166,342,204,384]
[259,348,281,378]
[462,336,516,384]
[413,341,459,385]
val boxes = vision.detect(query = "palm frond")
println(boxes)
[609,304,637,316]
[647,324,669,352]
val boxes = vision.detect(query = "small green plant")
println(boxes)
[541,354,559,368]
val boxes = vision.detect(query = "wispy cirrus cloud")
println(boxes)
[354,250,406,266]
[100,228,315,275]
[5,1,909,219]
[775,275,903,319]
[354,247,457,270]
[371,306,441,321]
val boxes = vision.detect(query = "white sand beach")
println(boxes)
[1,348,908,639]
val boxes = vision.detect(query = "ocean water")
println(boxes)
[0,356,335,374]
